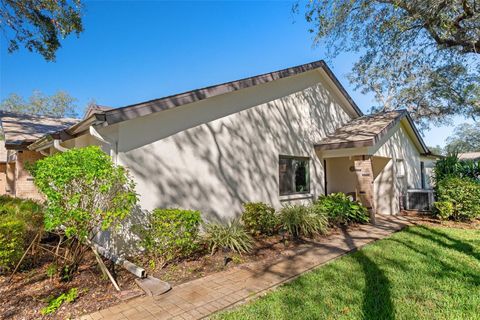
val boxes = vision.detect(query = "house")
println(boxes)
[1,60,434,221]
[458,152,480,161]
[0,111,78,199]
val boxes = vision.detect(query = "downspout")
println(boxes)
[88,126,146,279]
[89,126,118,164]
[53,139,69,152]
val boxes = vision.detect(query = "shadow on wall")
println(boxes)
[120,80,351,223]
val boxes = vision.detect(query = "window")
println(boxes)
[279,156,310,195]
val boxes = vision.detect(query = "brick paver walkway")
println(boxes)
[79,215,413,320]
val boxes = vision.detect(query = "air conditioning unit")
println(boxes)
[405,189,434,211]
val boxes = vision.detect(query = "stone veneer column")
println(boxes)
[353,156,376,223]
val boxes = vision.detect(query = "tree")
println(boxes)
[428,145,444,156]
[297,0,480,129]
[0,91,78,118]
[0,0,83,61]
[445,122,480,153]
[29,146,138,280]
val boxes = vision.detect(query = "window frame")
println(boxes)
[278,155,311,196]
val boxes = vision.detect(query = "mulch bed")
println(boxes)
[402,210,480,230]
[0,248,138,320]
[141,224,366,286]
[2,213,477,319]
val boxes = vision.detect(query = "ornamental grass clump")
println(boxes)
[29,146,137,280]
[279,204,328,239]
[203,219,253,255]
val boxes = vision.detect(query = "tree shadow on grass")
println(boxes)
[341,227,395,320]
[407,225,480,261]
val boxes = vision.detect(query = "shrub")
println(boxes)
[313,193,370,225]
[0,216,26,272]
[436,177,480,220]
[141,208,202,265]
[433,201,454,220]
[29,146,137,280]
[241,202,278,236]
[0,196,43,272]
[203,219,253,255]
[278,205,328,238]
[434,154,480,184]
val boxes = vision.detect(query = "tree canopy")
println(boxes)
[297,0,480,129]
[0,0,83,61]
[0,91,78,118]
[445,122,480,153]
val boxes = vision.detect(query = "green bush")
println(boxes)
[142,208,202,264]
[313,193,370,225]
[0,196,43,272]
[28,146,137,280]
[278,205,328,239]
[434,154,480,184]
[436,177,480,220]
[203,219,253,255]
[433,201,454,220]
[241,202,278,236]
[0,216,26,271]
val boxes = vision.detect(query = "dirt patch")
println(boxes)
[0,249,139,320]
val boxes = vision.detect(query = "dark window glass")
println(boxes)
[420,161,425,189]
[279,156,310,195]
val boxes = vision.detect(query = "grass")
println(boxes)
[216,225,480,320]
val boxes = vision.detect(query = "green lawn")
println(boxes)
[216,225,480,320]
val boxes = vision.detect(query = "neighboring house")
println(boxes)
[0,112,78,199]
[16,60,434,222]
[458,152,480,161]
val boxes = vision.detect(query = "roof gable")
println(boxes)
[315,110,429,155]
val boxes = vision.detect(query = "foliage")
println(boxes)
[29,146,137,279]
[433,154,480,183]
[428,145,443,156]
[241,202,278,236]
[435,177,480,220]
[203,219,253,255]
[141,208,202,265]
[0,196,43,272]
[278,205,328,239]
[296,1,480,129]
[0,216,25,272]
[41,287,78,315]
[0,0,83,61]
[432,201,454,220]
[216,226,480,320]
[0,90,78,118]
[313,193,370,225]
[445,122,480,154]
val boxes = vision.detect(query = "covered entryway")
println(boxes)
[315,110,433,220]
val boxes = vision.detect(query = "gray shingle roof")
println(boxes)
[0,111,79,148]
[315,110,422,151]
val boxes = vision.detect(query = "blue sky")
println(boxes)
[0,1,465,147]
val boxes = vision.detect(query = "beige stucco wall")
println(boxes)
[371,121,424,214]
[326,157,356,195]
[92,69,356,223]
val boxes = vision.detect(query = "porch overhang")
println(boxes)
[314,110,430,158]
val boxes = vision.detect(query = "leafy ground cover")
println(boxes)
[216,225,480,320]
